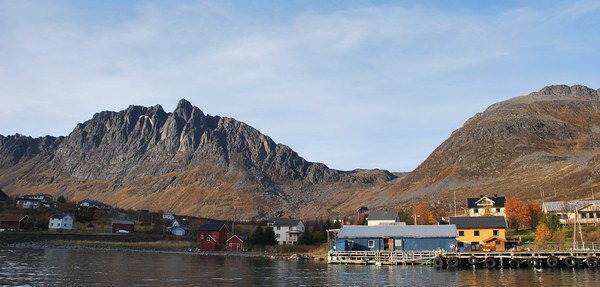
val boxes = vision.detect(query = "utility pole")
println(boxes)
[453,190,457,216]
[573,201,578,250]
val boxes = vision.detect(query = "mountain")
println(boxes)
[0,99,396,220]
[387,85,600,211]
[1,85,599,220]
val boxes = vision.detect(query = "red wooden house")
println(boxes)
[0,214,30,230]
[111,219,135,233]
[197,223,228,251]
[226,235,244,252]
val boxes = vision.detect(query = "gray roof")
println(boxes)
[368,211,399,221]
[112,220,134,225]
[271,218,303,227]
[543,200,600,212]
[449,216,507,229]
[338,225,456,238]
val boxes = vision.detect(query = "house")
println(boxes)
[77,199,111,210]
[162,212,175,221]
[226,235,244,252]
[335,225,457,251]
[23,194,53,203]
[267,218,305,245]
[0,214,30,230]
[197,223,228,251]
[171,226,188,236]
[367,210,403,226]
[48,214,73,231]
[15,197,41,209]
[449,216,508,251]
[467,195,506,217]
[111,220,135,233]
[542,200,600,225]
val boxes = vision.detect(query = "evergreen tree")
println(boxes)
[252,226,265,245]
[540,213,561,233]
[264,227,278,245]
[299,227,314,245]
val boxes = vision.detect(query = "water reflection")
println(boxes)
[1,248,599,286]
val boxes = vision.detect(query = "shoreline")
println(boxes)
[1,241,324,262]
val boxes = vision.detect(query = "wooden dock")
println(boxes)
[328,250,600,269]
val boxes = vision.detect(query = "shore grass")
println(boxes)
[48,239,197,251]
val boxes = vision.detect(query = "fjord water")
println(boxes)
[1,248,599,286]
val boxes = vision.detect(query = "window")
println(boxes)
[493,230,499,236]
[474,208,479,214]
[276,234,280,238]
[458,231,464,236]
[496,208,501,212]
[496,241,502,245]
[474,230,480,236]
[200,235,204,239]
[368,240,375,248]
[277,226,281,230]
[457,242,464,248]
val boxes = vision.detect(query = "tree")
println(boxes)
[264,227,277,245]
[505,198,524,229]
[535,223,552,245]
[540,213,561,233]
[551,230,565,244]
[57,196,67,204]
[252,226,265,245]
[412,203,436,225]
[298,227,314,245]
[523,202,543,228]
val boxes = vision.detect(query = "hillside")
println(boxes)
[387,85,600,211]
[0,100,396,220]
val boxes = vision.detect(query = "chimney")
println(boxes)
[494,194,498,197]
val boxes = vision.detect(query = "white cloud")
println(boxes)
[0,1,598,171]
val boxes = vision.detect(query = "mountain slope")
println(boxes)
[0,100,396,220]
[388,85,600,210]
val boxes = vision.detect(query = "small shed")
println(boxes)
[226,235,244,252]
[111,219,135,233]
[171,226,187,236]
[335,225,457,252]
[0,214,30,230]
[197,223,228,251]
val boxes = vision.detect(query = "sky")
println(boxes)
[0,1,599,172]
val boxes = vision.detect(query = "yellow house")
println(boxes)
[449,216,508,251]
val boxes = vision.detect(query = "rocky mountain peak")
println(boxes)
[537,84,598,99]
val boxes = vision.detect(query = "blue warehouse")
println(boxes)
[335,225,457,251]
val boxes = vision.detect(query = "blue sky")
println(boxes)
[0,1,599,172]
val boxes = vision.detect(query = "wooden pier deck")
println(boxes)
[328,250,600,269]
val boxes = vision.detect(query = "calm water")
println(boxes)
[1,248,600,286]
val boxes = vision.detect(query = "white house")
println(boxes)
[162,212,175,221]
[367,210,403,226]
[467,195,506,217]
[16,198,41,209]
[542,200,600,225]
[267,218,305,245]
[77,199,111,210]
[48,214,73,231]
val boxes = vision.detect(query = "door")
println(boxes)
[388,238,394,251]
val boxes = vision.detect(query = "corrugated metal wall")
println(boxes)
[336,237,456,251]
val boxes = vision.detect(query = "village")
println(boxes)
[1,188,600,268]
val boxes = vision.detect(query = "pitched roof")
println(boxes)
[368,211,399,221]
[51,214,72,220]
[271,218,303,227]
[0,214,28,222]
[338,225,456,238]
[467,196,506,208]
[543,200,600,212]
[112,220,134,225]
[227,235,244,242]
[197,223,227,231]
[449,216,507,229]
